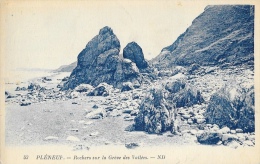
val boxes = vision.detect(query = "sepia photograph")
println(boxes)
[1,0,259,163]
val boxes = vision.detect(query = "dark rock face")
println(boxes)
[63,26,120,89]
[62,27,141,90]
[123,42,148,69]
[204,85,255,132]
[152,5,254,68]
[134,86,175,134]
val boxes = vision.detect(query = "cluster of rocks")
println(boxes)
[8,79,147,113]
[110,88,145,117]
[196,124,255,148]
[131,66,255,148]
[7,82,73,105]
[6,64,255,148]
[62,26,151,90]
[176,104,207,126]
[69,83,149,123]
[15,83,44,92]
[10,83,65,105]
[15,86,27,91]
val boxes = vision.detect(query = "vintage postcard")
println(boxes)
[1,0,260,163]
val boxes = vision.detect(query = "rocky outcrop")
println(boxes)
[204,84,255,132]
[123,42,148,69]
[62,26,143,90]
[63,26,120,89]
[152,5,254,69]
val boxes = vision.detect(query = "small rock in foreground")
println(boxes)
[125,142,139,149]
[196,131,221,145]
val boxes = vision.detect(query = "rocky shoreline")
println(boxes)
[5,64,255,149]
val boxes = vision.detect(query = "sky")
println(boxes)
[2,1,207,70]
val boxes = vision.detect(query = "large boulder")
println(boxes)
[62,27,142,90]
[204,84,255,132]
[134,86,175,134]
[197,131,221,145]
[123,42,148,69]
